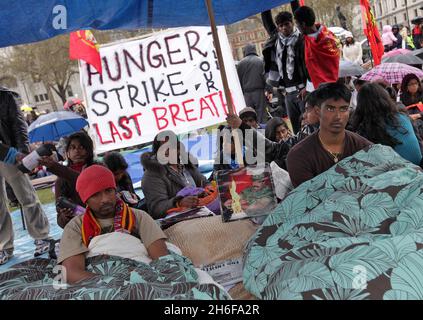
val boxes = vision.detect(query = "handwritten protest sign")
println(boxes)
[79,27,245,153]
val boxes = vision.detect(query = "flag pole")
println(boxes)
[77,59,98,156]
[204,0,234,115]
[205,0,244,167]
[365,34,375,68]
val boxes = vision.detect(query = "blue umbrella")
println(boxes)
[28,111,88,143]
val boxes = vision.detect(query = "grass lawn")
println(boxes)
[7,187,55,212]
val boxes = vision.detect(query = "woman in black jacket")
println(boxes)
[141,131,207,219]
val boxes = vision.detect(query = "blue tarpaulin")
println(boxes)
[122,132,217,185]
[0,0,290,48]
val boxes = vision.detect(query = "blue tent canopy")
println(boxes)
[0,0,290,48]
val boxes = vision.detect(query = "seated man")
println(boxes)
[58,165,168,284]
[225,91,321,170]
[238,107,261,129]
[286,82,372,188]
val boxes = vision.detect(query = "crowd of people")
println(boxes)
[2,5,423,290]
[382,22,423,52]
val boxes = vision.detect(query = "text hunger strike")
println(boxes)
[85,29,213,87]
[92,90,236,145]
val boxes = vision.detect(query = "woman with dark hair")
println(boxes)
[103,151,134,193]
[265,118,292,143]
[400,73,423,107]
[39,131,96,228]
[141,130,207,219]
[103,151,146,209]
[351,83,422,165]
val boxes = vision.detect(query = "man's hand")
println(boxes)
[58,207,75,220]
[226,113,242,129]
[62,254,97,285]
[298,88,307,100]
[38,155,57,167]
[15,152,25,163]
[178,196,199,208]
[410,114,422,121]
[147,239,169,260]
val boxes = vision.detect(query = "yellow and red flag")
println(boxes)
[69,30,102,74]
[360,0,384,66]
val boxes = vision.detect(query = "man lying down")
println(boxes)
[58,165,170,284]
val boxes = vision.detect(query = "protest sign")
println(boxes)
[79,27,245,153]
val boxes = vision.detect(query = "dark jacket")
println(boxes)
[116,171,135,194]
[141,152,207,219]
[239,121,318,169]
[392,30,403,50]
[48,162,84,228]
[236,44,266,92]
[261,11,309,88]
[413,26,422,49]
[0,87,30,154]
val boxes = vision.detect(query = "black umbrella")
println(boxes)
[382,54,423,65]
[339,60,366,77]
[412,48,423,60]
[412,16,423,25]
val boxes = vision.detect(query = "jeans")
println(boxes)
[285,92,305,134]
[0,162,50,251]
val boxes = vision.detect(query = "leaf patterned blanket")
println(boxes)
[243,144,423,300]
[0,253,230,300]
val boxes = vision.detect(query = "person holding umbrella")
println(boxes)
[0,87,51,265]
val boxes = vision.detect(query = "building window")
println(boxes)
[378,2,382,15]
[415,9,418,17]
[44,94,49,101]
[67,87,73,97]
[404,13,407,21]
[394,16,397,24]
[394,0,397,8]
[34,95,39,102]
[39,94,44,102]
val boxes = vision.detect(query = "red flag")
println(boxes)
[69,30,102,74]
[304,25,340,88]
[299,0,305,6]
[360,0,384,66]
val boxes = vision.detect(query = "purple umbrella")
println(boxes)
[360,63,423,84]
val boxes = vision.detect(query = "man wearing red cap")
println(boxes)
[58,165,168,284]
